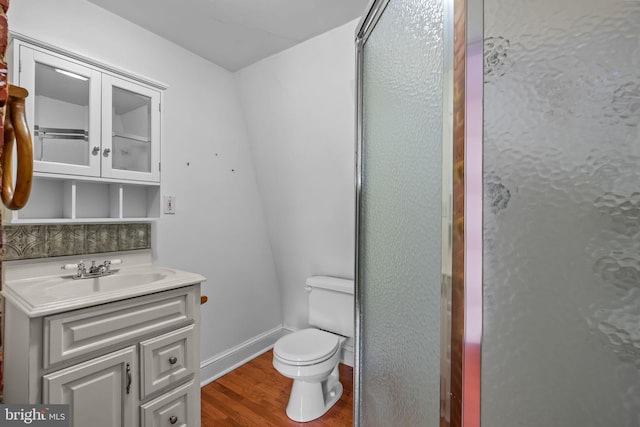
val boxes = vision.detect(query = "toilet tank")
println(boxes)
[307,276,354,338]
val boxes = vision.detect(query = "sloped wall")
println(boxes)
[236,20,357,330]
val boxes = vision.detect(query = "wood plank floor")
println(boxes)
[201,350,353,426]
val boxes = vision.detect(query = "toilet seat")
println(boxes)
[274,329,340,366]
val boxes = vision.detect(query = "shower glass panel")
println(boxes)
[357,0,447,424]
[482,0,640,424]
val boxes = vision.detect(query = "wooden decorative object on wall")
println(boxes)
[0,0,8,138]
[449,0,466,426]
[1,84,33,210]
[0,0,10,403]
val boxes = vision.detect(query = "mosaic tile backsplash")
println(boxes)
[3,223,151,261]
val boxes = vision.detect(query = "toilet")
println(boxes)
[272,275,354,422]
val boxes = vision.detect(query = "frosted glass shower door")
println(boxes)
[356,0,448,425]
[482,0,640,424]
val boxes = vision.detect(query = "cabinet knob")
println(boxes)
[169,415,178,424]
[169,356,178,365]
[92,146,100,155]
[103,148,111,157]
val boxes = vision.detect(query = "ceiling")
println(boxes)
[86,0,369,71]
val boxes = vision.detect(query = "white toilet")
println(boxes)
[272,275,354,422]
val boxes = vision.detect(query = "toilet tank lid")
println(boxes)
[306,276,354,294]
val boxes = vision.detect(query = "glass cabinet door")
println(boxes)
[101,75,160,182]
[19,47,102,176]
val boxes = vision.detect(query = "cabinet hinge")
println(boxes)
[159,103,161,112]
[18,60,21,73]
[159,162,161,172]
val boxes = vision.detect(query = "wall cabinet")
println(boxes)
[15,38,161,182]
[7,35,166,223]
[3,284,201,427]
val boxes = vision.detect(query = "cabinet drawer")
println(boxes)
[44,287,197,368]
[140,324,196,399]
[140,380,199,427]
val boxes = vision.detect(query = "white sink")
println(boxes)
[2,258,205,317]
[96,271,173,287]
[40,269,176,296]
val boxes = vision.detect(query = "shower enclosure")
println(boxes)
[481,0,640,425]
[356,0,640,425]
[355,0,453,425]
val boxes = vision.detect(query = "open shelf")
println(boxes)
[5,176,160,223]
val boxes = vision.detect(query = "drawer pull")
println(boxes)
[169,415,178,424]
[126,363,132,394]
[169,356,178,365]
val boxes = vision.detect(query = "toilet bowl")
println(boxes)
[273,328,344,422]
[272,275,354,422]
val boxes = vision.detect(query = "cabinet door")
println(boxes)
[102,74,161,182]
[18,46,102,176]
[43,346,137,427]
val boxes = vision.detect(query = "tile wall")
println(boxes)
[3,223,151,261]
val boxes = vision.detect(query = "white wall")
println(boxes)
[9,0,282,366]
[236,20,357,330]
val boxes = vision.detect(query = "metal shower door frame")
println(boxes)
[353,0,483,426]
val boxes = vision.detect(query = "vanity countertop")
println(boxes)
[1,251,206,317]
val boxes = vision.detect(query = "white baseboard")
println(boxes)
[199,326,354,387]
[341,343,354,368]
[200,326,288,387]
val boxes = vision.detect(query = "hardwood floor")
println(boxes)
[201,350,353,426]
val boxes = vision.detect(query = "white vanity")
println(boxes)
[2,251,205,427]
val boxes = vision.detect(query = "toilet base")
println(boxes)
[285,365,343,422]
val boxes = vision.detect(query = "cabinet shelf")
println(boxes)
[4,218,158,224]
[35,126,88,141]
[113,132,150,143]
[32,171,161,186]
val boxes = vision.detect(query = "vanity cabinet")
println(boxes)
[6,35,165,223]
[3,284,201,427]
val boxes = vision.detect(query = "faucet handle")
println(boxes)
[62,261,86,277]
[104,259,122,272]
[62,260,85,270]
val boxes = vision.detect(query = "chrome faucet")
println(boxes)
[88,260,106,275]
[63,259,122,279]
[76,260,86,278]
